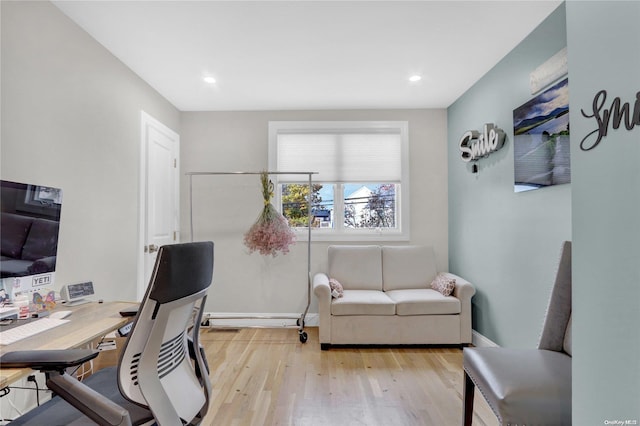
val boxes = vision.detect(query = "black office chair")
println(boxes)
[0,241,214,425]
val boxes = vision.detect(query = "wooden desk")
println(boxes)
[0,301,136,388]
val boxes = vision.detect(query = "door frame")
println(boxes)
[138,111,180,300]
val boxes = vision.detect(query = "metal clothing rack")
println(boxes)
[186,171,317,343]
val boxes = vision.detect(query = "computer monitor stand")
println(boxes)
[63,298,92,307]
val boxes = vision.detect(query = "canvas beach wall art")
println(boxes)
[513,78,570,192]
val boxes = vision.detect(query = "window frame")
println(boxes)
[268,121,410,242]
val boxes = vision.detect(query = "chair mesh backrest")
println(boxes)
[118,241,214,424]
[538,241,571,353]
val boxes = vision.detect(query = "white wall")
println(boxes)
[1,1,180,302]
[180,109,447,315]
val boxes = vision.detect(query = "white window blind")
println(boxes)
[276,131,402,183]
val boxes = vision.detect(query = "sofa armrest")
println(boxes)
[313,273,331,345]
[443,273,475,301]
[313,272,331,298]
[442,272,476,344]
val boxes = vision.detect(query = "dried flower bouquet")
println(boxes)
[243,172,296,257]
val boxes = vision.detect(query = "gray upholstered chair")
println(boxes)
[0,241,214,425]
[462,241,571,426]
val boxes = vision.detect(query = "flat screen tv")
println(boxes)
[0,180,63,301]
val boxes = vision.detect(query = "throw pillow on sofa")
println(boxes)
[329,278,344,298]
[431,273,456,296]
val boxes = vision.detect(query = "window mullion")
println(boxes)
[334,184,344,232]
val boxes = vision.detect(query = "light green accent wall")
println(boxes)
[447,4,570,348]
[566,1,640,422]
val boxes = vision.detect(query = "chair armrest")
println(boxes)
[0,349,98,371]
[47,372,132,426]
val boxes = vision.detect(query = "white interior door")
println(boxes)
[139,112,180,300]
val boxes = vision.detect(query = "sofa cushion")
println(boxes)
[381,245,437,291]
[331,290,396,316]
[328,245,382,291]
[385,289,461,316]
[21,218,59,261]
[1,213,33,259]
[0,259,33,278]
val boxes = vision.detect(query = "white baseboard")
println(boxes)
[203,312,319,328]
[472,330,499,348]
[202,316,495,347]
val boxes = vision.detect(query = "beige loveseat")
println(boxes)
[313,245,475,350]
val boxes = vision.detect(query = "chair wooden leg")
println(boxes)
[463,370,475,426]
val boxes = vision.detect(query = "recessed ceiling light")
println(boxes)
[203,76,216,84]
[409,75,422,82]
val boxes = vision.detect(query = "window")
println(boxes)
[269,121,409,241]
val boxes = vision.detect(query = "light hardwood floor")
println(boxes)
[199,327,497,426]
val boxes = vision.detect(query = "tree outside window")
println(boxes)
[281,183,324,227]
[282,183,397,230]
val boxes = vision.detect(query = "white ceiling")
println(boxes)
[52,1,562,112]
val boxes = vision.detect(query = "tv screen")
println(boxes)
[1,180,63,298]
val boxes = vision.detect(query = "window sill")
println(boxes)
[292,229,410,242]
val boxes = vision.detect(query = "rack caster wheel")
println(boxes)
[299,331,308,343]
